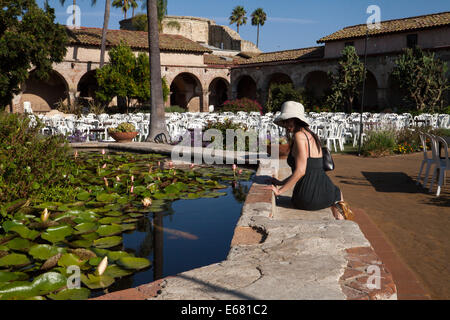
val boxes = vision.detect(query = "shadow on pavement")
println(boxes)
[362,172,420,193]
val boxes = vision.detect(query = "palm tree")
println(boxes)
[59,0,97,27]
[145,0,169,142]
[130,0,138,17]
[140,0,168,31]
[229,5,247,33]
[99,0,111,68]
[112,0,131,19]
[251,8,267,48]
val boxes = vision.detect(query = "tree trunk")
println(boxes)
[73,0,76,26]
[146,0,169,142]
[99,0,111,68]
[257,24,260,48]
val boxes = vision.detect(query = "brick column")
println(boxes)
[202,91,209,112]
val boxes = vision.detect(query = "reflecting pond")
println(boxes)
[0,150,254,300]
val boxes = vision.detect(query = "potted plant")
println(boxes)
[267,135,290,158]
[107,122,138,143]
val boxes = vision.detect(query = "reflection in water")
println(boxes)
[104,179,253,294]
[153,212,164,281]
[232,181,250,203]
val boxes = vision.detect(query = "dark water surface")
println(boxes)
[92,179,253,297]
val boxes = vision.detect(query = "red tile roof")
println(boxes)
[203,54,248,66]
[238,46,324,65]
[66,26,212,54]
[318,11,450,43]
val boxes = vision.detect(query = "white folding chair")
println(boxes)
[428,135,449,197]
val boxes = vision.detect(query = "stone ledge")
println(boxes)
[339,247,397,300]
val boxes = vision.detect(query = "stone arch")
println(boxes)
[236,75,257,100]
[303,70,331,99]
[265,72,293,94]
[20,69,69,113]
[387,73,404,109]
[170,72,203,112]
[208,77,230,108]
[361,70,379,111]
[77,70,99,106]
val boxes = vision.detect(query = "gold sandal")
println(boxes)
[335,201,355,221]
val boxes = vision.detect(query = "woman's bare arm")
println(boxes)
[276,132,308,195]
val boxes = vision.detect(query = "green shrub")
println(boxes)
[265,83,304,113]
[0,112,74,212]
[203,119,258,151]
[361,130,396,157]
[220,98,263,114]
[107,122,136,133]
[165,105,186,113]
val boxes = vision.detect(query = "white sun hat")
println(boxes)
[273,101,310,127]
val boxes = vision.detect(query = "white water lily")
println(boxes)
[97,256,108,276]
[142,198,152,207]
[41,208,50,222]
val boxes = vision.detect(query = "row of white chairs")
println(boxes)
[29,111,449,145]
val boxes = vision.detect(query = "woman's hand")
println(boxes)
[263,185,281,196]
[271,177,284,186]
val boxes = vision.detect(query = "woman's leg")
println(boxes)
[331,191,345,220]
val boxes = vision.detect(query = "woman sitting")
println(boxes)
[265,101,353,220]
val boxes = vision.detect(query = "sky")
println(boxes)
[40,0,450,53]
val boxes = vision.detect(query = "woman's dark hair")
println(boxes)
[290,118,322,153]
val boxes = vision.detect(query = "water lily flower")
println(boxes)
[104,177,109,187]
[41,208,50,222]
[168,161,174,169]
[102,163,107,169]
[116,176,121,182]
[74,151,78,159]
[142,198,152,207]
[101,149,106,155]
[97,256,108,276]
[130,185,134,193]
[190,163,195,169]
[232,164,237,171]
[131,175,134,182]
[238,169,243,175]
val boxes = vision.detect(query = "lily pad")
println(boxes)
[76,191,91,201]
[98,217,122,224]
[0,253,31,267]
[47,287,90,300]
[97,224,123,237]
[96,193,118,203]
[81,233,100,241]
[80,274,115,289]
[57,253,85,268]
[117,257,151,270]
[5,238,32,251]
[106,251,131,262]
[93,236,122,249]
[69,239,93,248]
[104,265,133,278]
[2,221,40,240]
[41,225,74,243]
[74,222,98,234]
[0,281,38,300]
[29,244,66,260]
[0,271,28,283]
[32,272,67,295]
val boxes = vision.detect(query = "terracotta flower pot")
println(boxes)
[109,131,138,143]
[267,143,290,159]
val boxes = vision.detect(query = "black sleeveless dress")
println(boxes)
[287,132,341,211]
